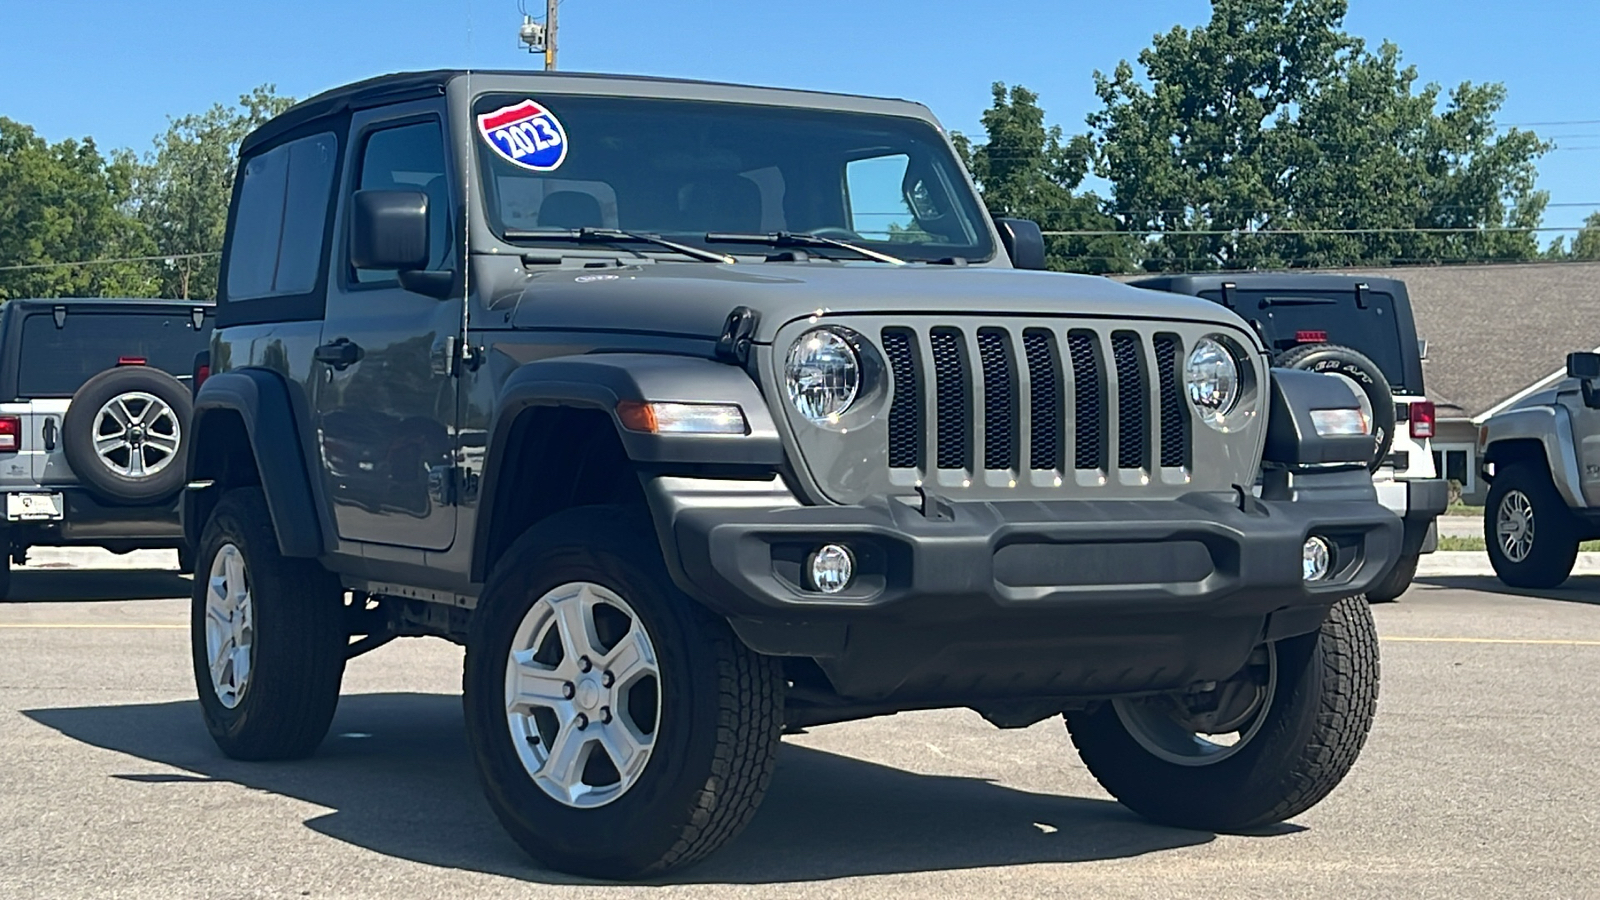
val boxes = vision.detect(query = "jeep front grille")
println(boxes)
[880,324,1191,477]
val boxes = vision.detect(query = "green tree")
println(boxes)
[1569,212,1600,260]
[956,83,1137,273]
[133,85,295,299]
[0,119,156,300]
[1090,0,1549,270]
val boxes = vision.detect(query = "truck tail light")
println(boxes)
[1409,400,1435,439]
[0,416,19,452]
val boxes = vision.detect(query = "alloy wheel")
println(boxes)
[204,543,253,709]
[504,581,662,808]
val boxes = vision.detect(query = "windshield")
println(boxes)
[473,93,995,263]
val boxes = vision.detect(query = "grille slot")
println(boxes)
[882,329,922,468]
[977,329,1015,470]
[1022,329,1060,470]
[929,328,970,470]
[1112,333,1148,469]
[1154,335,1189,468]
[1067,331,1104,470]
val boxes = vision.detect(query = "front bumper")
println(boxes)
[653,471,1402,703]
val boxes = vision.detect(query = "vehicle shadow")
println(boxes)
[4,568,191,603]
[24,691,1224,884]
[1415,574,1600,605]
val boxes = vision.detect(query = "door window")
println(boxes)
[353,121,451,283]
[846,154,919,241]
[225,132,339,301]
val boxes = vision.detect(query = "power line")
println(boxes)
[0,252,219,274]
[1040,226,1583,236]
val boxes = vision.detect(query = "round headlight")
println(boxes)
[1186,337,1241,427]
[786,329,860,423]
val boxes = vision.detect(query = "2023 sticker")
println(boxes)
[478,100,568,171]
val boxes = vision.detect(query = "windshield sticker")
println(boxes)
[478,100,568,171]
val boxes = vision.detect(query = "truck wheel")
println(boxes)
[1485,463,1579,589]
[1067,594,1379,831]
[191,487,346,760]
[62,366,192,504]
[464,506,783,879]
[1276,343,1395,471]
[1366,551,1419,603]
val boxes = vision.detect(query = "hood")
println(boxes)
[496,262,1256,346]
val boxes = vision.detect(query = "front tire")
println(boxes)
[1485,463,1580,589]
[464,506,783,880]
[1067,595,1379,831]
[191,487,347,760]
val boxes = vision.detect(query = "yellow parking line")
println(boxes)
[0,623,186,630]
[1383,636,1600,647]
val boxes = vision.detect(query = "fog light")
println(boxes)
[809,544,854,594]
[1302,536,1333,582]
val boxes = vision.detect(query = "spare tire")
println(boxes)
[1275,343,1395,472]
[62,366,192,504]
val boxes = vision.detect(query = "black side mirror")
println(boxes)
[1569,352,1600,409]
[995,218,1047,271]
[350,189,430,271]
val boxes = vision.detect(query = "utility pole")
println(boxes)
[543,0,558,71]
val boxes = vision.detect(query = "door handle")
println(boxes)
[314,338,364,370]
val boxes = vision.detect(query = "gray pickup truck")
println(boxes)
[184,70,1401,879]
[1479,351,1600,587]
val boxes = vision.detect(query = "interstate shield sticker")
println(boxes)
[478,100,569,171]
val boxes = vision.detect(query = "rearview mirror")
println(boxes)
[1566,351,1600,380]
[995,218,1047,271]
[350,189,430,271]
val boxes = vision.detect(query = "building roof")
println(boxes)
[1331,261,1600,420]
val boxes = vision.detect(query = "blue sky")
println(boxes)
[3,0,1595,231]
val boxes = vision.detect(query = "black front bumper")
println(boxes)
[662,472,1401,703]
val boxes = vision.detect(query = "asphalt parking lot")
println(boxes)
[3,551,1598,900]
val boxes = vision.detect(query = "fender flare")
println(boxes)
[183,369,327,556]
[472,353,784,581]
[1481,405,1587,508]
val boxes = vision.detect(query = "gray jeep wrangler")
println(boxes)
[1478,350,1600,587]
[185,70,1401,879]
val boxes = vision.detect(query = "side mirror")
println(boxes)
[1566,351,1600,380]
[995,218,1047,271]
[350,189,430,271]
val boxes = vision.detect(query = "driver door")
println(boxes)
[313,103,461,550]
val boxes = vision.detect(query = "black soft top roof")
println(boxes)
[4,297,213,312]
[240,69,925,157]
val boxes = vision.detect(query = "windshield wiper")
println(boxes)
[705,232,907,265]
[503,228,734,264]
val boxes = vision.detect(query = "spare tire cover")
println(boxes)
[1274,343,1395,472]
[61,365,194,504]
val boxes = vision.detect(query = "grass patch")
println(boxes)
[1438,535,1600,552]
[1442,503,1483,517]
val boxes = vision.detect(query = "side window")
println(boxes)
[225,132,338,301]
[354,120,450,283]
[846,154,925,242]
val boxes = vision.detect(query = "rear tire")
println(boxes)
[191,487,346,760]
[1485,463,1579,589]
[464,506,783,879]
[1067,595,1379,831]
[62,366,192,504]
[1366,551,1419,603]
